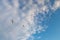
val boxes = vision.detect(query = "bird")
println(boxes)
[11,19,14,24]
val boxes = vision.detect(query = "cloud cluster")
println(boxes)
[51,0,60,11]
[0,0,60,40]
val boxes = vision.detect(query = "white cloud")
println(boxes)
[51,0,60,11]
[0,0,54,40]
[13,0,19,8]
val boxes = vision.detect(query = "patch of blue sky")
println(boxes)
[50,0,55,6]
[31,9,60,40]
[29,0,60,40]
[34,8,60,40]
[46,9,60,40]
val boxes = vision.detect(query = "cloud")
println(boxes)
[0,0,57,40]
[51,0,60,11]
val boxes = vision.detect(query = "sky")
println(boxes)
[0,0,60,40]
[36,8,60,40]
[46,9,60,40]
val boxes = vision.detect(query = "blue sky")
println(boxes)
[30,0,60,39]
[31,9,60,40]
[36,9,60,40]
[46,9,60,40]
